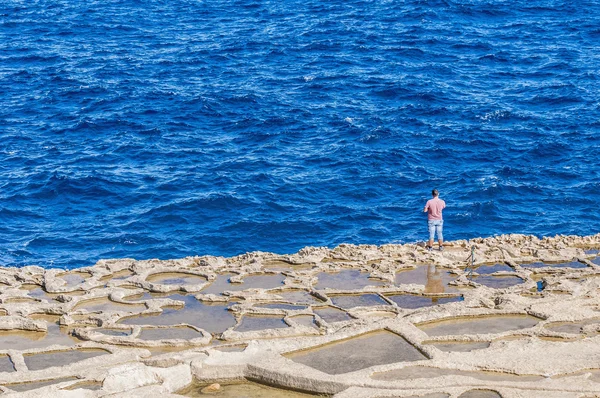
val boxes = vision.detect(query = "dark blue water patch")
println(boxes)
[474,264,514,274]
[521,261,588,269]
[474,275,524,289]
[1,0,600,269]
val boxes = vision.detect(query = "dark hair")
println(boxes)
[432,189,439,197]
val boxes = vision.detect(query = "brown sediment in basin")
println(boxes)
[458,390,502,398]
[2,377,78,392]
[423,340,490,352]
[177,381,321,397]
[386,294,462,309]
[372,366,544,382]
[262,260,314,270]
[146,272,207,285]
[395,265,458,293]
[0,322,79,350]
[73,297,147,312]
[23,348,109,371]
[545,318,600,334]
[417,315,542,336]
[286,330,426,375]
[99,269,133,282]
[62,380,103,391]
[315,270,386,290]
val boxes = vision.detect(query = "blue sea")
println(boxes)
[1,0,599,269]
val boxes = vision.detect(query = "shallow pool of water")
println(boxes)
[0,320,79,350]
[395,265,458,293]
[315,270,386,290]
[255,303,307,310]
[330,294,388,309]
[418,315,541,337]
[119,294,236,334]
[2,377,78,392]
[386,294,462,309]
[201,274,286,295]
[73,297,146,313]
[521,261,588,269]
[458,390,502,398]
[147,272,207,285]
[24,348,108,371]
[178,381,320,397]
[0,355,14,373]
[286,330,426,375]
[313,307,352,323]
[472,275,524,289]
[138,326,202,341]
[235,315,289,332]
[423,341,490,352]
[372,366,544,382]
[545,319,600,334]
[275,290,323,305]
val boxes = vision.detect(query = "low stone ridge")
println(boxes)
[0,233,599,397]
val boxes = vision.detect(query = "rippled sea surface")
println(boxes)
[1,0,599,268]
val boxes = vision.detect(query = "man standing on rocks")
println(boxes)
[423,189,446,251]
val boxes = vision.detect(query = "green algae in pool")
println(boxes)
[177,381,322,397]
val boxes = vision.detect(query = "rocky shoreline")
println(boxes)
[1,233,600,397]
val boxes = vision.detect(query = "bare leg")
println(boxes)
[428,239,433,248]
[438,239,443,250]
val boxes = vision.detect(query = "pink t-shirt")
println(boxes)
[425,197,446,220]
